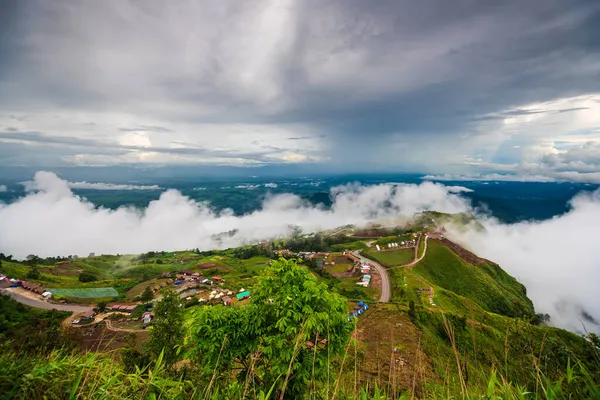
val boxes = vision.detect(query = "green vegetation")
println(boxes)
[48,287,119,298]
[192,258,353,397]
[148,290,185,366]
[78,271,97,282]
[1,226,599,399]
[413,240,533,318]
[363,248,414,267]
[417,234,426,258]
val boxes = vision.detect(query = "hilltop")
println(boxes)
[1,216,599,399]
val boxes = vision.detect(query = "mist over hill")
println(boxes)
[1,171,599,335]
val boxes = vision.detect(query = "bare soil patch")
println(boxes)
[353,305,438,396]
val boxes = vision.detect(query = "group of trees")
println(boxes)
[143,258,353,397]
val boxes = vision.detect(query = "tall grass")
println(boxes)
[0,347,598,399]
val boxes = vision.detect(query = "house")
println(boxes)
[221,296,234,306]
[142,312,154,325]
[212,276,223,283]
[111,305,136,313]
[236,290,251,301]
[80,310,96,321]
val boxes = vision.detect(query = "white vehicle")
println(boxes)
[71,319,80,324]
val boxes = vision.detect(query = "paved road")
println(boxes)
[0,288,93,312]
[389,234,430,269]
[350,251,390,303]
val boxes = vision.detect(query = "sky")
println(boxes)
[1,171,598,334]
[1,0,600,181]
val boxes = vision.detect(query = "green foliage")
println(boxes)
[140,286,154,302]
[26,266,40,280]
[48,287,119,298]
[148,289,185,366]
[192,258,353,396]
[0,295,74,355]
[413,241,534,318]
[362,248,414,267]
[94,301,107,313]
[78,271,98,282]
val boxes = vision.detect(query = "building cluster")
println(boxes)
[374,239,416,252]
[110,304,137,313]
[348,301,370,320]
[186,287,252,307]
[356,260,371,287]
[174,270,221,286]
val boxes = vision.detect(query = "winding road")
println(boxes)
[350,251,390,303]
[0,288,94,313]
[351,234,431,302]
[395,234,429,268]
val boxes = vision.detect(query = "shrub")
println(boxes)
[78,272,97,282]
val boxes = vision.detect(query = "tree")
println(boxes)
[587,333,600,349]
[94,302,107,313]
[192,258,353,397]
[78,272,97,282]
[26,266,40,280]
[148,289,185,366]
[140,286,153,302]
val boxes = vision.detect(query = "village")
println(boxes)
[0,226,444,343]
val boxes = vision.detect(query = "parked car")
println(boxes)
[71,319,80,324]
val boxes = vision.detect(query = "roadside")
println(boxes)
[350,251,390,303]
[0,287,93,312]
[395,234,429,268]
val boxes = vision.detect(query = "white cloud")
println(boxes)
[450,190,600,334]
[2,171,600,334]
[66,181,162,191]
[0,172,469,260]
[264,183,278,188]
[423,173,556,182]
[235,184,260,189]
[0,185,7,192]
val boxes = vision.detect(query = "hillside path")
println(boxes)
[394,234,429,269]
[350,251,390,303]
[0,288,94,312]
[104,319,144,333]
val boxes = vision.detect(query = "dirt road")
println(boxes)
[351,251,390,303]
[395,234,429,268]
[0,288,93,312]
[104,319,144,333]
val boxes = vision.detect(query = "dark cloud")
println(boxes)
[0,0,599,172]
[0,130,281,163]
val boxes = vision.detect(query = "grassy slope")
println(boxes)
[413,240,533,318]
[363,248,414,267]
[387,240,599,394]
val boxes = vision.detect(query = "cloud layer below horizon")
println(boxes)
[1,171,599,334]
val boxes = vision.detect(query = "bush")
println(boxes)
[78,272,97,282]
[140,286,153,302]
[26,267,40,280]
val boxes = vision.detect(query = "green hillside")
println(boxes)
[1,233,599,399]
[413,240,534,318]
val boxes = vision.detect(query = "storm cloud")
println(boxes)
[0,0,599,176]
